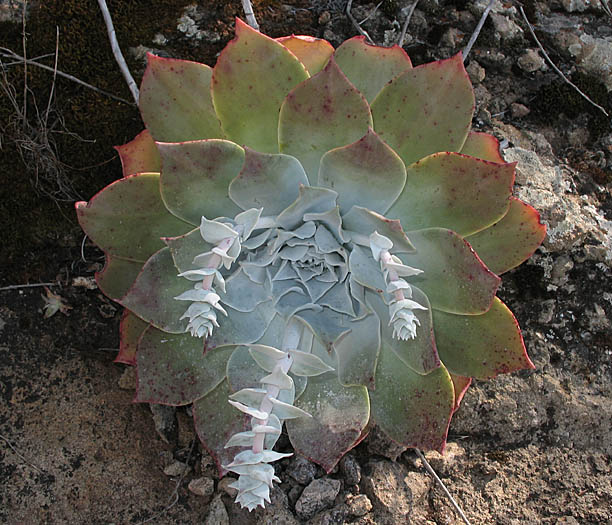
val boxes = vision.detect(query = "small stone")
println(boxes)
[421,442,465,476]
[287,455,318,485]
[295,478,342,520]
[346,494,372,517]
[163,460,191,477]
[361,460,412,521]
[318,10,331,25]
[518,49,545,73]
[367,425,407,461]
[561,0,598,12]
[188,476,214,497]
[218,476,238,497]
[466,60,485,84]
[176,410,195,448]
[152,33,167,46]
[490,13,523,42]
[150,404,176,444]
[511,102,530,119]
[440,27,464,48]
[117,367,137,390]
[204,496,229,525]
[340,454,361,486]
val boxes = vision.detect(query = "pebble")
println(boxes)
[345,494,372,517]
[204,496,229,525]
[511,102,530,118]
[367,425,407,461]
[286,455,318,485]
[466,60,486,84]
[218,476,238,497]
[117,367,136,390]
[518,49,545,73]
[163,460,190,477]
[339,454,361,486]
[188,476,214,497]
[295,478,342,520]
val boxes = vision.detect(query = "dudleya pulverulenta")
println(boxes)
[76,19,546,511]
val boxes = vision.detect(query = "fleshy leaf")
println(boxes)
[276,186,338,230]
[333,36,412,102]
[164,227,211,274]
[278,56,373,184]
[401,228,500,314]
[460,131,505,163]
[229,148,309,214]
[334,313,380,389]
[114,129,161,177]
[288,349,335,376]
[212,18,309,153]
[120,247,190,333]
[219,269,272,312]
[371,53,474,167]
[348,245,386,293]
[193,379,249,475]
[136,326,234,404]
[370,341,454,452]
[465,197,546,274]
[276,35,334,75]
[433,297,534,380]
[95,256,144,300]
[139,54,223,142]
[157,140,244,225]
[76,173,190,262]
[115,309,148,365]
[388,152,514,236]
[449,373,471,412]
[286,339,369,472]
[366,287,440,375]
[318,128,406,215]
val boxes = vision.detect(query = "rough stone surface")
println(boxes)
[188,476,214,498]
[518,48,545,73]
[345,493,373,517]
[149,403,177,444]
[286,455,318,485]
[204,496,230,525]
[361,460,412,523]
[366,424,408,460]
[339,454,361,486]
[295,478,342,520]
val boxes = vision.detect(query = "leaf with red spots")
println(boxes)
[279,57,373,184]
[369,338,454,453]
[371,53,474,167]
[120,247,190,334]
[449,373,471,412]
[401,228,501,314]
[139,54,223,142]
[318,128,406,215]
[115,309,148,365]
[334,36,412,103]
[212,19,308,153]
[193,379,249,476]
[95,256,143,300]
[135,325,235,405]
[287,338,369,472]
[388,152,515,236]
[229,147,309,215]
[465,197,546,274]
[460,131,505,163]
[434,297,535,379]
[114,129,161,177]
[276,35,334,75]
[157,139,244,225]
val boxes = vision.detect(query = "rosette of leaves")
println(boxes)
[76,20,545,511]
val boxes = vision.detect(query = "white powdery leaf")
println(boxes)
[369,231,393,262]
[227,400,269,420]
[199,216,239,244]
[260,365,294,390]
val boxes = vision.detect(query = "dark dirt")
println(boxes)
[1,1,611,524]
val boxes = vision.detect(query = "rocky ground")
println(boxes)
[0,1,611,523]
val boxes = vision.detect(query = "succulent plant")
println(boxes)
[76,20,545,511]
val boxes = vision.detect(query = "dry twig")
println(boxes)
[463,0,495,61]
[241,0,260,30]
[0,433,47,474]
[0,282,57,291]
[346,0,375,44]
[96,0,139,104]
[519,7,609,117]
[398,0,420,48]
[415,448,472,525]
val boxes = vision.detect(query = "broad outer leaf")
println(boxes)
[212,19,309,153]
[460,131,505,163]
[465,197,546,274]
[388,152,514,236]
[279,56,373,184]
[229,148,309,215]
[95,255,144,300]
[287,339,369,472]
[318,128,406,215]
[276,35,334,75]
[334,313,380,389]
[136,326,235,405]
[449,373,471,413]
[370,340,454,452]
[371,53,474,167]
[401,228,500,314]
[366,287,440,375]
[433,297,534,380]
[120,247,189,333]
[157,140,244,225]
[164,227,211,274]
[76,173,190,262]
[114,129,161,177]
[139,54,223,142]
[115,309,148,365]
[193,379,249,476]
[334,36,412,102]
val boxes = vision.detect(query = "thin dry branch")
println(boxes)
[96,0,139,104]
[241,0,260,30]
[398,0,420,48]
[415,448,472,525]
[346,0,375,44]
[0,282,58,291]
[519,6,609,117]
[463,0,495,61]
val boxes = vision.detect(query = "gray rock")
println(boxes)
[204,496,229,525]
[466,60,486,84]
[117,367,136,390]
[345,494,372,517]
[561,0,601,12]
[295,478,342,520]
[188,476,214,498]
[510,102,530,118]
[257,487,300,525]
[569,34,612,91]
[286,455,318,485]
[367,425,407,460]
[339,454,361,486]
[518,49,545,73]
[149,404,176,444]
[162,460,190,477]
[217,476,238,497]
[361,460,412,522]
[490,13,523,42]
